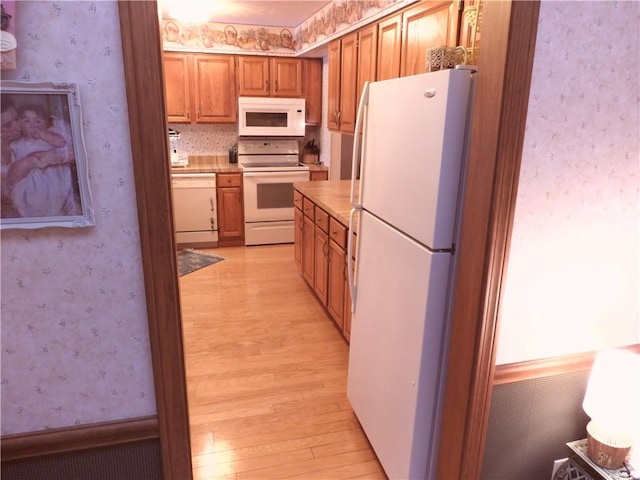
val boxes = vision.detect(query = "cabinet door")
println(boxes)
[237,56,270,96]
[356,24,378,116]
[309,170,328,181]
[401,1,458,77]
[339,31,358,134]
[163,52,191,123]
[313,227,329,305]
[303,58,323,125]
[327,239,346,329]
[327,40,341,131]
[377,13,402,81]
[302,215,315,285]
[193,54,237,123]
[271,58,303,97]
[294,207,303,269]
[216,174,245,246]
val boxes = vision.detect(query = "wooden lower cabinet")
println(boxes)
[327,239,346,330]
[313,207,330,305]
[294,206,303,267]
[309,170,328,181]
[301,211,314,285]
[295,190,352,341]
[216,173,245,246]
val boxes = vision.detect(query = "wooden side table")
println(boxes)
[553,439,633,480]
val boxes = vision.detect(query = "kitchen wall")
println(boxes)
[0,1,156,435]
[171,122,328,165]
[170,56,331,167]
[496,0,640,365]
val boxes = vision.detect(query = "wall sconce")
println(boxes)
[582,349,640,469]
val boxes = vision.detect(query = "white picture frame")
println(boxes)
[1,81,95,229]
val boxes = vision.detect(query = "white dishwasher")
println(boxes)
[171,173,218,246]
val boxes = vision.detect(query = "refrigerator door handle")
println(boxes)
[347,206,361,312]
[350,81,370,207]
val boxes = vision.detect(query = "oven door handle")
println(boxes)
[242,171,309,178]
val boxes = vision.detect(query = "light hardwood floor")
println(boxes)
[178,244,387,480]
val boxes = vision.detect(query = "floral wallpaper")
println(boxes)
[0,1,156,434]
[161,0,408,54]
[496,1,640,364]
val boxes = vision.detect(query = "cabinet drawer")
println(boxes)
[329,217,347,249]
[303,197,315,219]
[218,174,242,188]
[294,190,303,210]
[315,207,329,233]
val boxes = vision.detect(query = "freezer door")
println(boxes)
[347,211,452,480]
[360,69,471,250]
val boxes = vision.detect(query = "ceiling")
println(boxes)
[159,1,332,28]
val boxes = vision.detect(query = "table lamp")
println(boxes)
[582,349,640,469]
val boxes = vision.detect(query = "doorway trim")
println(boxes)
[437,1,540,477]
[117,1,540,479]
[118,2,193,479]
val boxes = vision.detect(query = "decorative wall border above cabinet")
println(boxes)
[160,0,417,55]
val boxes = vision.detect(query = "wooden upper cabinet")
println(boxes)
[237,56,270,96]
[356,24,378,116]
[401,0,459,77]
[303,58,322,125]
[271,57,303,97]
[327,39,341,131]
[192,54,237,123]
[377,13,402,81]
[339,31,358,134]
[237,56,303,97]
[163,52,192,123]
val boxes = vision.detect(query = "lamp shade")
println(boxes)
[583,349,640,441]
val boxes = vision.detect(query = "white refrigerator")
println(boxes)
[347,68,475,480]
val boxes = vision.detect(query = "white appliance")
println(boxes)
[238,97,306,137]
[171,173,218,245]
[347,67,476,480]
[168,128,188,167]
[239,139,309,245]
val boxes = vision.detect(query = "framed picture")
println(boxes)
[1,81,95,229]
[1,1,17,70]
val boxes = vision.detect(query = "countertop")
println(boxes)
[170,155,329,175]
[170,155,242,174]
[293,180,357,227]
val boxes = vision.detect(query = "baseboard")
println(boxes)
[493,344,640,385]
[1,415,159,462]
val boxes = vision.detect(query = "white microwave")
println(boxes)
[238,97,306,137]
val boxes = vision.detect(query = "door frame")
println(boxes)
[118,3,192,479]
[436,1,540,477]
[116,1,540,478]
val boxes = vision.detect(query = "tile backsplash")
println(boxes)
[170,123,324,162]
[168,123,237,155]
